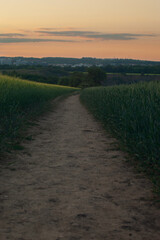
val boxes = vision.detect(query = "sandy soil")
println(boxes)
[0,94,160,240]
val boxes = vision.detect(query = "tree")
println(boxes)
[86,66,106,86]
[58,76,70,86]
[69,72,85,87]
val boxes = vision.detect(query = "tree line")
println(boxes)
[1,66,106,88]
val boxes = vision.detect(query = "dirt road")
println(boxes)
[0,95,160,240]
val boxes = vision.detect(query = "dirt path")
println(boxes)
[0,95,160,240]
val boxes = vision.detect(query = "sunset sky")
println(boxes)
[0,0,160,60]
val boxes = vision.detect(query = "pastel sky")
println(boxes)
[0,0,160,60]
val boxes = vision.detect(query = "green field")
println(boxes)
[81,82,160,190]
[107,72,160,76]
[0,75,77,152]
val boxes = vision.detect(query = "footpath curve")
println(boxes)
[0,94,160,240]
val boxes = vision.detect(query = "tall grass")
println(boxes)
[80,82,160,188]
[0,75,77,152]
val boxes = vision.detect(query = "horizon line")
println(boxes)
[0,56,160,62]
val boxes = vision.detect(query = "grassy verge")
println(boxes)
[80,82,160,193]
[0,75,78,153]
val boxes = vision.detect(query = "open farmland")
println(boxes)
[104,73,160,86]
[0,75,77,152]
[80,81,160,189]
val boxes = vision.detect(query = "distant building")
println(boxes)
[0,58,12,65]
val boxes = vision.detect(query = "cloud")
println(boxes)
[37,30,156,40]
[0,30,156,44]
[0,33,25,37]
[37,30,99,37]
[38,27,78,31]
[0,38,76,43]
[87,33,156,40]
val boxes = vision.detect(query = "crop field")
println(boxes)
[0,75,77,152]
[81,81,160,188]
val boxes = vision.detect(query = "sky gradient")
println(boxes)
[0,0,160,60]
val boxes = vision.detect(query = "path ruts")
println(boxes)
[0,95,160,240]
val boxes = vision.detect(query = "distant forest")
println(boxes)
[0,57,160,66]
